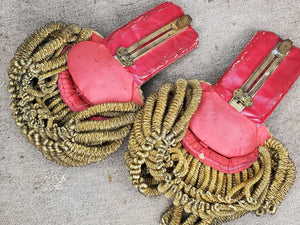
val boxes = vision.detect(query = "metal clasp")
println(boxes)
[114,15,192,67]
[229,39,293,112]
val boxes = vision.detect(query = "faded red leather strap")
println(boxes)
[58,2,198,113]
[182,32,300,174]
[213,31,300,124]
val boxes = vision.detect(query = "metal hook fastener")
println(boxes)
[115,15,192,67]
[229,39,293,112]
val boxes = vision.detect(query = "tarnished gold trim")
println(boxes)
[115,15,192,67]
[7,23,141,166]
[229,39,293,112]
[125,78,295,224]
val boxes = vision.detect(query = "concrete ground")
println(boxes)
[0,0,299,224]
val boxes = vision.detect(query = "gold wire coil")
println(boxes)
[125,79,295,224]
[8,22,141,166]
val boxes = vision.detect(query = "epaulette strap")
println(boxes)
[125,79,295,224]
[8,23,140,166]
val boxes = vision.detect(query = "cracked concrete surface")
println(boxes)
[0,0,299,224]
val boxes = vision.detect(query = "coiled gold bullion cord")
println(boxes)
[125,79,295,224]
[8,22,141,166]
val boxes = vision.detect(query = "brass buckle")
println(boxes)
[229,39,293,112]
[114,15,192,67]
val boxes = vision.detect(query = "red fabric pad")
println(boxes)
[58,2,198,113]
[58,70,90,111]
[213,31,300,124]
[58,36,142,113]
[182,83,271,174]
[67,41,142,107]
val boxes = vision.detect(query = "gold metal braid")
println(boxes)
[8,22,141,166]
[125,79,296,224]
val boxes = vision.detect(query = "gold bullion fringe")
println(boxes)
[125,79,295,224]
[8,22,140,166]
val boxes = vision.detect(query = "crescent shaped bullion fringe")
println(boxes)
[8,22,140,166]
[125,79,296,225]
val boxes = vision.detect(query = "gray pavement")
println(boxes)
[0,0,299,224]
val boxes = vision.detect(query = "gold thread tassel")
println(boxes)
[8,22,141,166]
[125,79,296,224]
